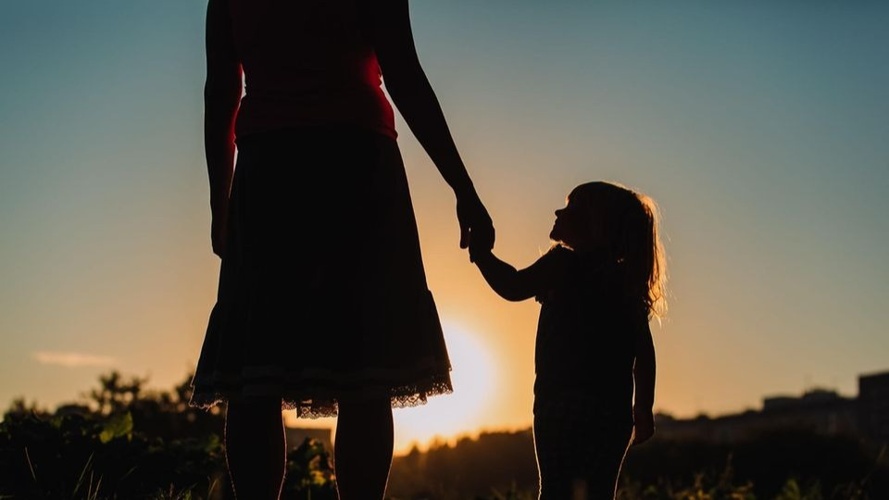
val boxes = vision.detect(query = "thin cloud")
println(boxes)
[33,351,117,368]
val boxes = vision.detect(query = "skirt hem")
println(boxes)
[188,371,453,418]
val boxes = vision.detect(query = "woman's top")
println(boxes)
[533,245,647,413]
[228,0,397,140]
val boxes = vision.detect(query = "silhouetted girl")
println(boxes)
[189,1,494,499]
[469,181,667,500]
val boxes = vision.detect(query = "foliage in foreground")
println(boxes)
[2,372,888,499]
[0,372,335,499]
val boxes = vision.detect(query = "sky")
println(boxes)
[1,1,888,456]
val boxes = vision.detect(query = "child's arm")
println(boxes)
[631,317,657,445]
[470,246,560,302]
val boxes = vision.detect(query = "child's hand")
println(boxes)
[631,407,655,445]
[467,222,495,262]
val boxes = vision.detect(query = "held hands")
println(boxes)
[456,190,494,262]
[631,406,655,446]
[467,226,494,264]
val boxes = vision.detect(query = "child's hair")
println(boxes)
[569,181,668,320]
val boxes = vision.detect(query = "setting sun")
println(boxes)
[281,322,501,455]
[392,322,499,453]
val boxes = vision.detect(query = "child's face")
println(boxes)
[549,192,606,251]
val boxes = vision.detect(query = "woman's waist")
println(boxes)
[240,82,389,110]
[235,89,396,140]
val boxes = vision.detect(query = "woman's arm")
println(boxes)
[204,0,243,258]
[359,0,493,253]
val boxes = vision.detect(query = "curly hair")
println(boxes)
[569,181,668,320]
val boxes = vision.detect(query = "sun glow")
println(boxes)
[282,322,500,455]
[392,322,499,454]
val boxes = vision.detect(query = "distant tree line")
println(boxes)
[386,423,889,499]
[388,430,539,499]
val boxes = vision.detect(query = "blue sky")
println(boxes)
[2,1,887,452]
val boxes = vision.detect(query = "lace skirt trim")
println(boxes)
[188,360,453,418]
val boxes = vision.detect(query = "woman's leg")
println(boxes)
[225,397,287,500]
[334,396,394,499]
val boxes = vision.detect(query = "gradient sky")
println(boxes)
[2,1,888,455]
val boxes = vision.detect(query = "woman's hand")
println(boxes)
[632,407,655,445]
[457,191,494,260]
[210,207,228,259]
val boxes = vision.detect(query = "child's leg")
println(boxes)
[579,425,633,500]
[334,396,394,500]
[224,397,287,500]
[533,398,633,500]
[533,412,577,499]
[534,419,571,500]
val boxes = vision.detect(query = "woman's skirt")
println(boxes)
[189,125,453,418]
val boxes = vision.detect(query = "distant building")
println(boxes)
[858,370,889,447]
[759,388,858,437]
[656,369,888,448]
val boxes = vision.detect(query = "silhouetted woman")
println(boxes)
[188,1,494,499]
